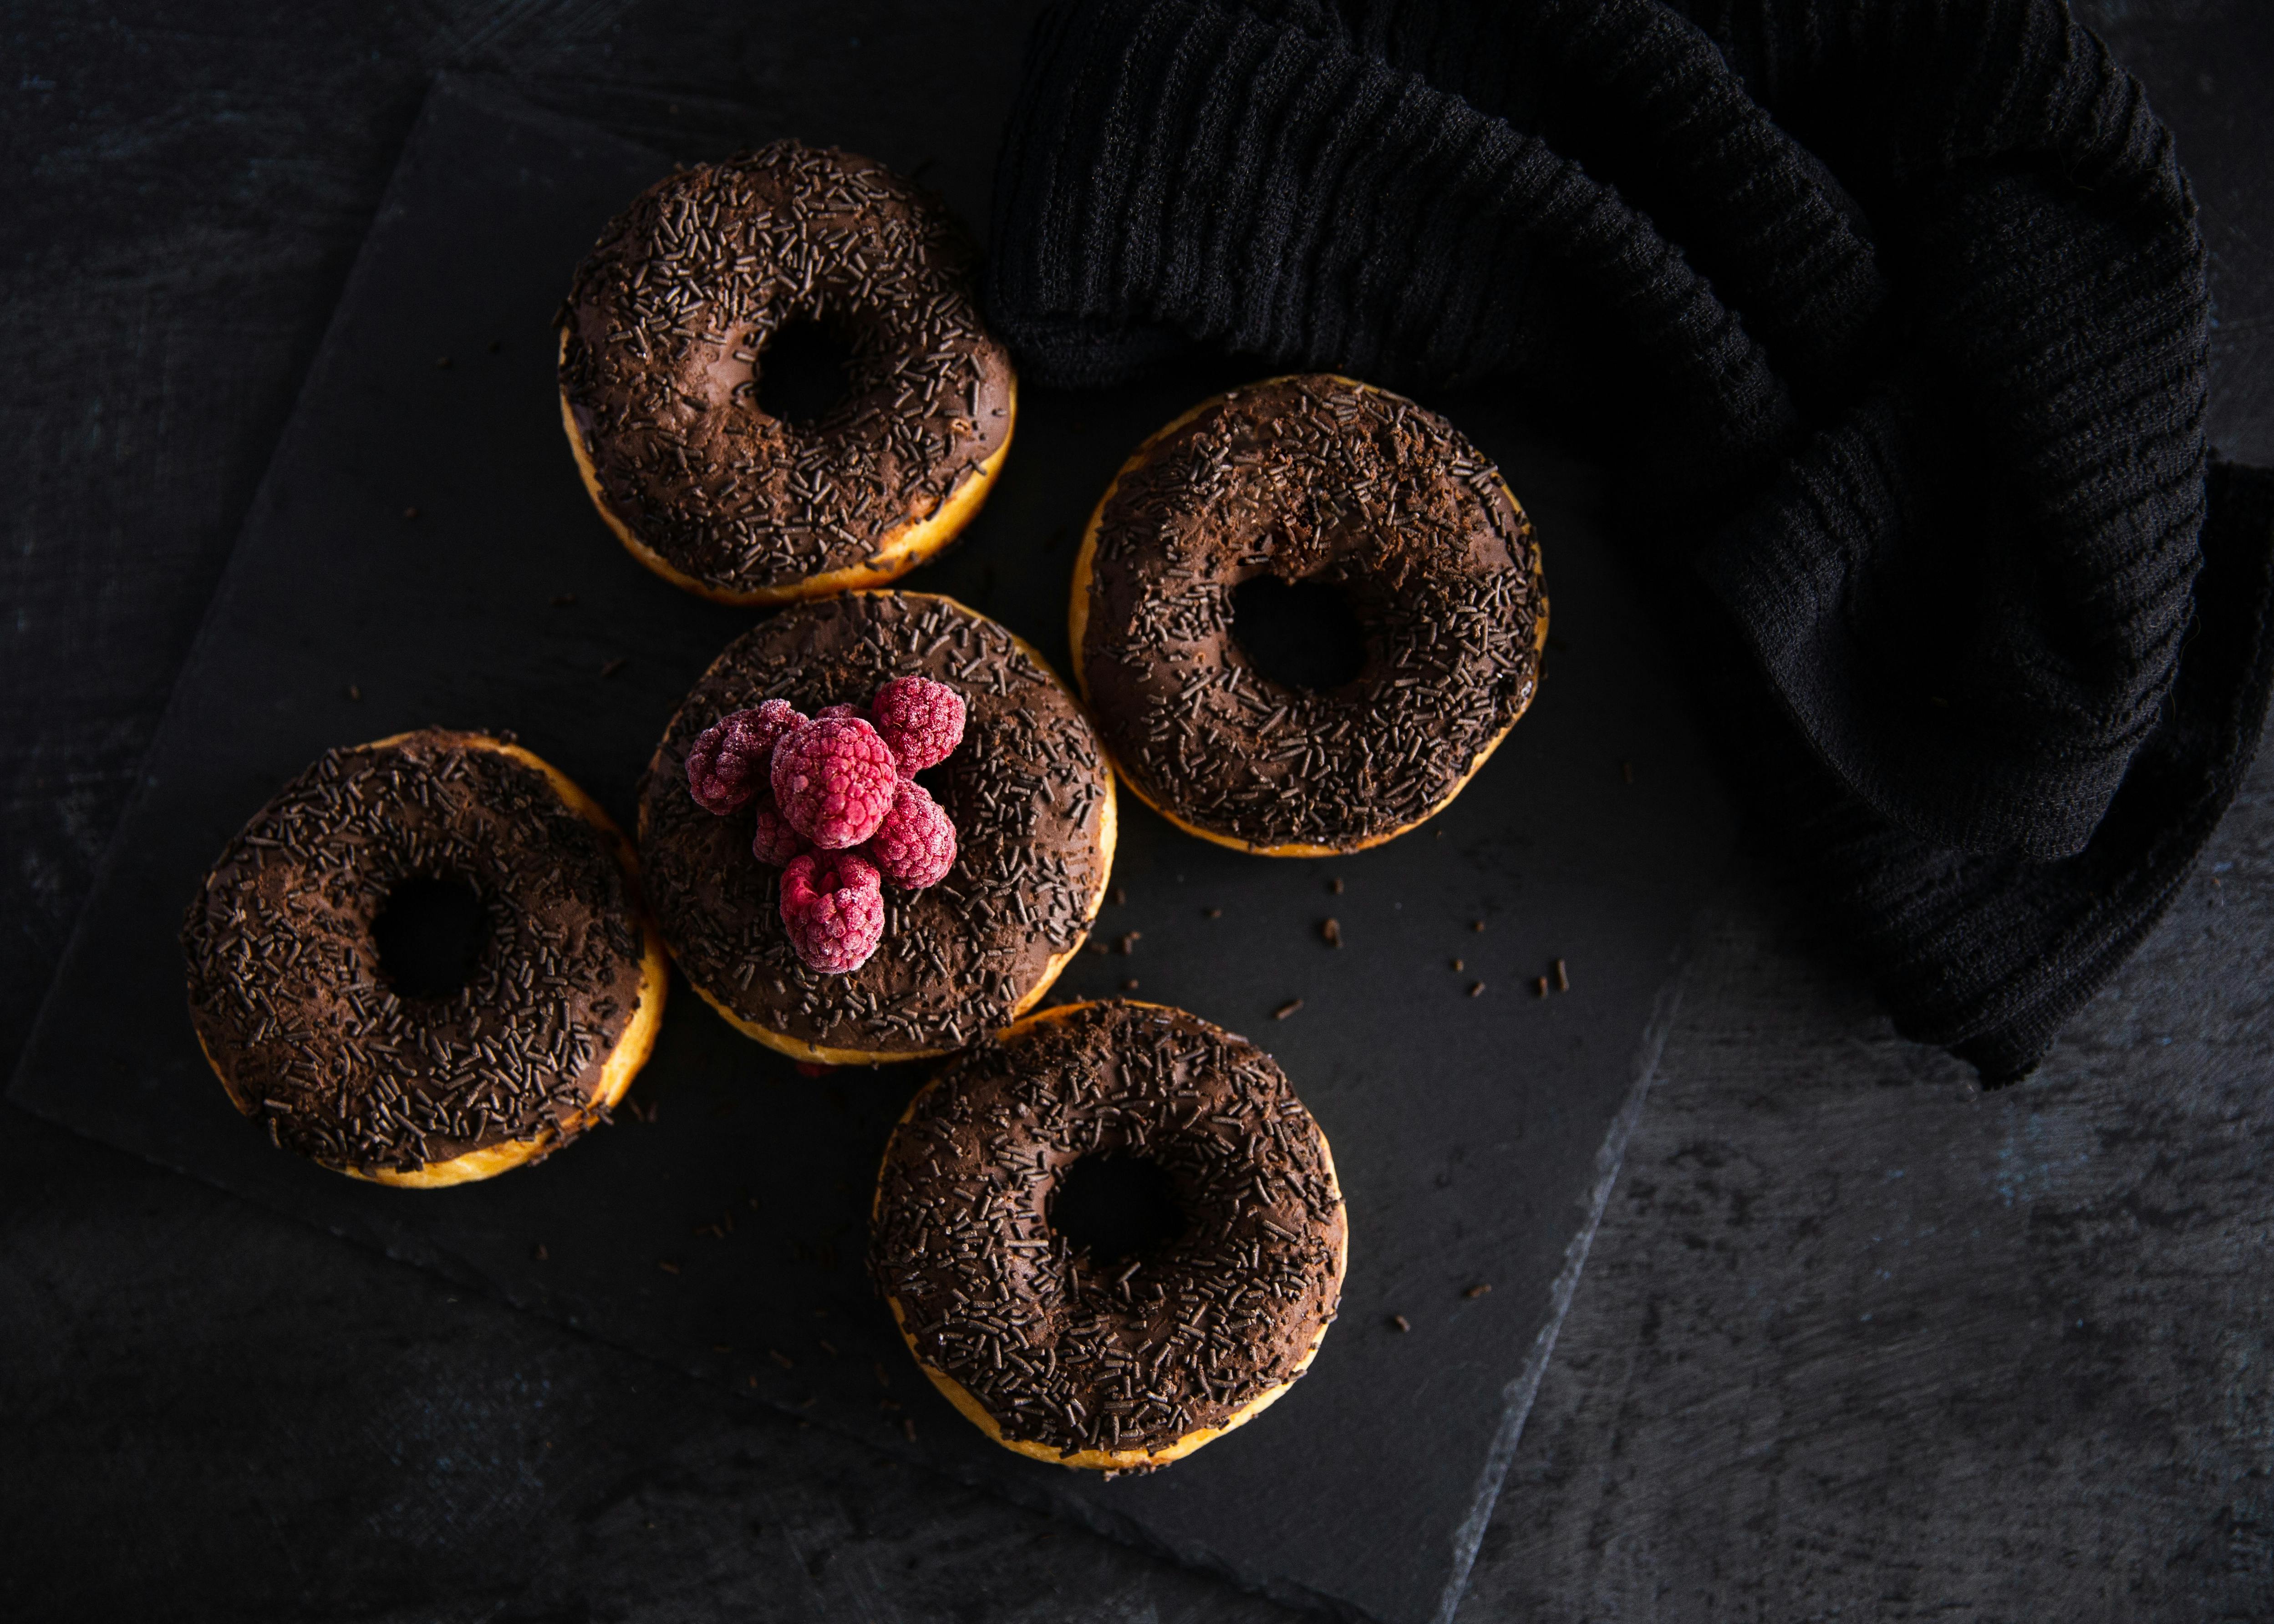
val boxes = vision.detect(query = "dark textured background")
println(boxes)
[4,3,2271,1620]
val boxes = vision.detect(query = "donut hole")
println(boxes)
[371,875,491,1000]
[1049,1154,1186,1269]
[753,317,859,427]
[1230,573,1368,693]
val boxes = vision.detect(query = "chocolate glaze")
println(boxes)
[1082,375,1545,850]
[558,141,1014,598]
[870,1000,1346,1462]
[180,731,650,1174]
[638,594,1111,1055]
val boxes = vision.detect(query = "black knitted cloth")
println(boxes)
[986,0,2274,1081]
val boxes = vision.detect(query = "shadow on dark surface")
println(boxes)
[756,316,860,427]
[371,873,492,999]
[1052,1153,1189,1267]
[1231,574,1369,694]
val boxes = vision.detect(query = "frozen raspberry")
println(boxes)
[770,716,899,848]
[864,779,957,889]
[814,702,866,723]
[778,850,885,974]
[870,677,966,773]
[749,797,809,866]
[685,700,807,814]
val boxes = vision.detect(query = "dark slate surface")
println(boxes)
[5,74,1730,1624]
[4,4,2271,1622]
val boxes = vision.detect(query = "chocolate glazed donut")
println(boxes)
[1072,374,1547,855]
[180,729,668,1188]
[559,141,1016,605]
[870,1000,1347,1473]
[638,593,1116,1064]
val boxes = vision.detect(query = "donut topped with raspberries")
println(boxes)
[637,592,1117,1065]
[681,675,971,974]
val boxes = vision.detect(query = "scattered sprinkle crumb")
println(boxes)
[1204,907,1222,919]
[600,657,628,678]
[1470,919,1485,933]
[1464,1283,1492,1299]
[902,1418,918,1442]
[1273,999,1304,1020]
[1534,976,1551,997]
[346,684,361,701]
[1554,957,1570,992]
[1110,885,1127,905]
[875,1362,892,1389]
[1450,958,1464,972]
[532,1243,548,1262]
[435,355,452,369]
[402,506,419,521]
[1115,931,1142,955]
[748,1375,759,1389]
[770,1350,794,1370]
[1321,918,1342,947]
[1390,1314,1411,1332]
[1468,981,1485,997]
[818,1340,839,1357]
[1621,760,1635,784]
[1122,978,1140,991]
[799,1395,818,1409]
[657,1260,680,1275]
[1328,876,1344,894]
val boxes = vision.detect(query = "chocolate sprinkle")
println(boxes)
[869,1001,1346,1464]
[179,730,650,1176]
[1079,375,1544,851]
[559,142,1013,599]
[637,593,1112,1056]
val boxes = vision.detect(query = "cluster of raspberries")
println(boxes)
[685,675,966,974]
